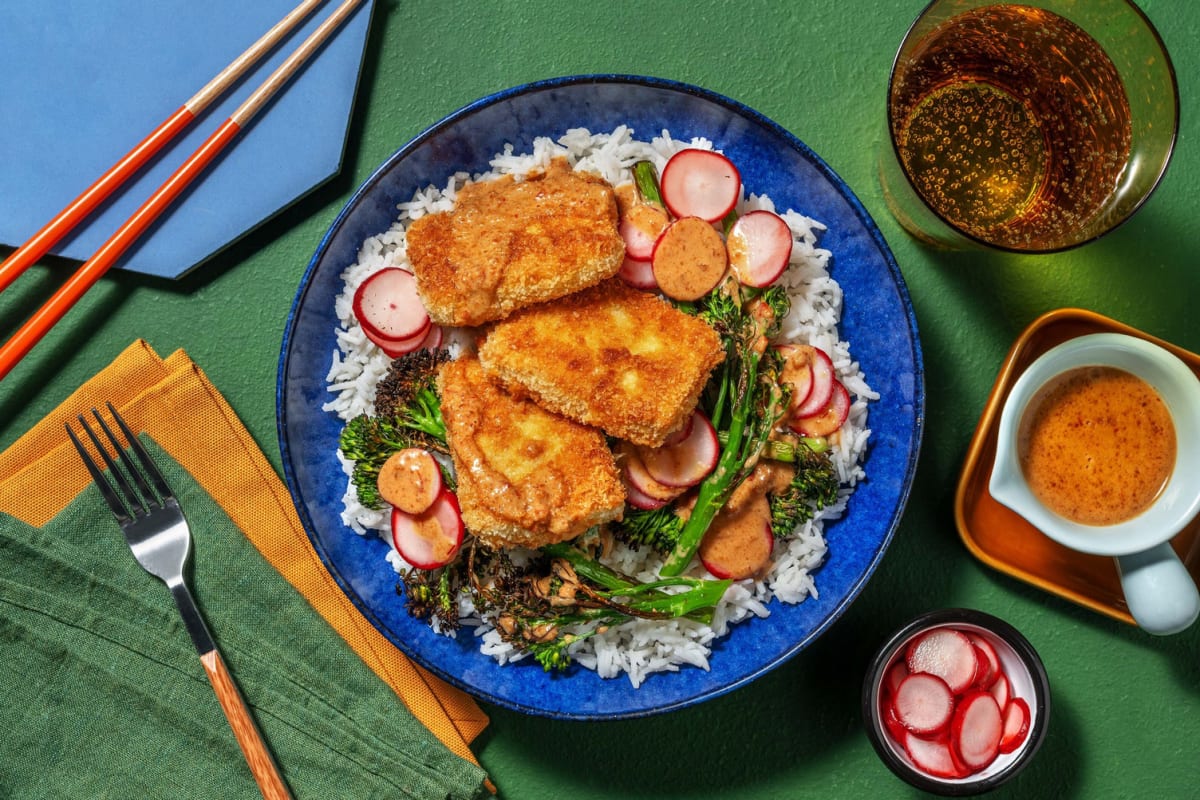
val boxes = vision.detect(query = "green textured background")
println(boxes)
[2,1,1197,797]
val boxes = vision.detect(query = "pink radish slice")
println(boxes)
[661,413,695,447]
[951,691,1003,771]
[999,698,1031,753]
[369,320,440,359]
[619,216,662,261]
[967,633,1001,689]
[624,480,668,511]
[622,449,685,503]
[892,672,955,736]
[617,254,658,291]
[775,344,815,412]
[904,731,967,780]
[640,410,719,488]
[353,268,430,341]
[885,659,911,697]
[416,324,444,352]
[988,673,1010,709]
[906,628,980,694]
[789,380,850,438]
[391,489,464,570]
[883,703,909,742]
[791,347,835,417]
[727,210,793,287]
[659,149,741,223]
[699,516,774,580]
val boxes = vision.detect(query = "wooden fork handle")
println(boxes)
[200,649,294,800]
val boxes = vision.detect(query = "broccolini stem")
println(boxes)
[633,160,665,209]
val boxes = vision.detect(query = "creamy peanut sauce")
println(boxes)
[412,513,457,563]
[697,460,795,579]
[1018,366,1175,525]
[377,448,439,514]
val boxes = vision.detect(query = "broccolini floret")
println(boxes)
[611,505,685,553]
[767,440,841,537]
[338,349,451,509]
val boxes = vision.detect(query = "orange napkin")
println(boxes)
[0,339,489,771]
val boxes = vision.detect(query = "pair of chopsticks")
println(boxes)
[0,0,365,382]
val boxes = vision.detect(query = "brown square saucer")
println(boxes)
[954,308,1200,625]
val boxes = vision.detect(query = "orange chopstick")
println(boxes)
[0,0,365,381]
[0,0,326,297]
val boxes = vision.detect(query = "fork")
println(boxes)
[66,403,293,800]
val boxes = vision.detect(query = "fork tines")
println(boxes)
[65,403,172,523]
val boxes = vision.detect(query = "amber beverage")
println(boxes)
[880,1,1177,252]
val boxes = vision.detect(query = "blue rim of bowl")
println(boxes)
[861,608,1051,795]
[277,74,926,718]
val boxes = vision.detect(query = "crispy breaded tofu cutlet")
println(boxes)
[406,159,625,327]
[437,355,625,550]
[477,279,725,447]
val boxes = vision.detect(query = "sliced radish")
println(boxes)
[624,479,668,511]
[885,659,911,698]
[353,268,430,342]
[640,410,719,488]
[699,516,773,580]
[377,448,443,514]
[789,380,850,438]
[659,149,741,223]
[618,205,669,260]
[892,672,955,737]
[616,254,659,291]
[391,489,464,570]
[950,691,1003,771]
[651,216,728,302]
[967,633,1001,689]
[999,698,1031,754]
[622,447,686,504]
[727,210,793,287]
[988,672,1011,709]
[883,703,909,742]
[661,413,695,447]
[790,346,835,418]
[906,628,979,694]
[775,344,815,412]
[904,731,967,780]
[369,321,442,359]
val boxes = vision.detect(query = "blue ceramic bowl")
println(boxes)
[277,75,925,719]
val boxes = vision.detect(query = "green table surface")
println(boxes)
[2,1,1197,797]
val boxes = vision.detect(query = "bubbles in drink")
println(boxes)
[889,5,1132,250]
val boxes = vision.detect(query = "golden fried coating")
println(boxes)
[477,279,725,447]
[406,159,625,327]
[437,355,625,550]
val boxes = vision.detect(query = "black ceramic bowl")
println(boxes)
[862,609,1050,795]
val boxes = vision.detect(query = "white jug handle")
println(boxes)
[1115,542,1200,636]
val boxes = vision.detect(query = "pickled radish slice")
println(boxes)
[950,691,1003,770]
[892,672,955,736]
[391,489,464,570]
[906,628,979,694]
[727,210,793,287]
[353,267,429,341]
[659,149,741,223]
[640,410,719,488]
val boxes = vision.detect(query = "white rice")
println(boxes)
[323,127,874,687]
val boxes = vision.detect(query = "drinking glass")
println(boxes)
[879,0,1178,252]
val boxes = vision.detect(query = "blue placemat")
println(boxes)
[0,0,374,278]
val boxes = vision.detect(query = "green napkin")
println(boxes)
[0,438,490,799]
